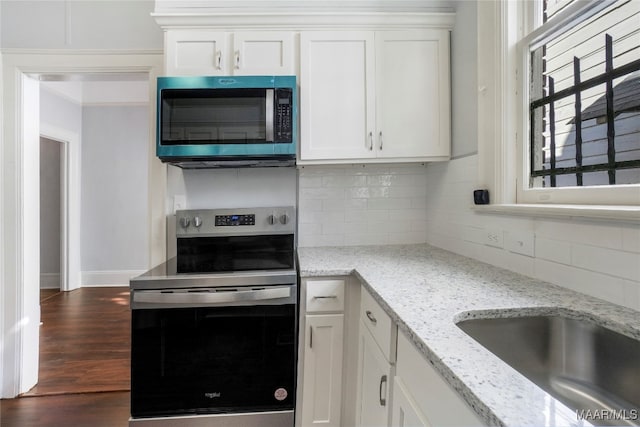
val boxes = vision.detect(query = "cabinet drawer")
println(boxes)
[360,288,396,363]
[306,280,345,313]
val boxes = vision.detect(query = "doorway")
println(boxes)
[39,136,65,294]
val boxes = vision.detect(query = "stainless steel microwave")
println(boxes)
[156,76,297,168]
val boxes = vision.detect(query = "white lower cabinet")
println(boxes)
[298,279,350,427]
[300,314,345,426]
[391,376,431,427]
[391,332,486,427]
[356,323,393,427]
[356,287,397,427]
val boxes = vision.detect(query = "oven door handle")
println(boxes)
[132,286,292,308]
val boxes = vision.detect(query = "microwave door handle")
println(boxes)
[266,89,275,142]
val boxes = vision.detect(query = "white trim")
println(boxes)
[1,50,164,398]
[473,204,640,224]
[479,0,640,207]
[81,270,145,287]
[152,12,456,30]
[40,273,61,289]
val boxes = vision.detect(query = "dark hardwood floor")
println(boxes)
[0,287,131,426]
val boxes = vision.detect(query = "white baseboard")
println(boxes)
[81,270,145,287]
[40,273,60,289]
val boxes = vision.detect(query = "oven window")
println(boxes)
[131,304,296,418]
[176,234,294,274]
[161,88,268,145]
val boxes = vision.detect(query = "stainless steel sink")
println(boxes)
[457,315,640,426]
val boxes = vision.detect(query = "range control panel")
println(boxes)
[176,206,295,237]
[215,214,255,227]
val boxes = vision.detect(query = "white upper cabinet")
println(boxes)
[165,30,295,76]
[166,30,227,76]
[300,31,376,161]
[375,30,450,159]
[232,32,295,75]
[299,29,451,164]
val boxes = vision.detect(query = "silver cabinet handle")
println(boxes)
[379,131,383,150]
[368,132,374,151]
[313,295,338,300]
[235,50,240,69]
[366,310,377,325]
[379,375,387,406]
[215,50,222,70]
[309,326,313,349]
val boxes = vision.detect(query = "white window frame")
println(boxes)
[516,0,640,206]
[476,0,639,221]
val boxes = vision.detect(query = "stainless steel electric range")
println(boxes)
[129,206,298,427]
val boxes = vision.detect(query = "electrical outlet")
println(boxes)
[484,228,504,248]
[505,231,535,257]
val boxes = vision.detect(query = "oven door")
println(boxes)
[130,285,297,419]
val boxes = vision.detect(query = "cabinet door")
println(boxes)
[300,314,345,427]
[165,30,227,76]
[232,31,295,75]
[391,377,431,427]
[300,31,376,160]
[375,30,450,159]
[357,325,393,427]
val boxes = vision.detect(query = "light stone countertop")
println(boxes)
[297,244,640,427]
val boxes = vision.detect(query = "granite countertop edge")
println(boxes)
[297,244,640,427]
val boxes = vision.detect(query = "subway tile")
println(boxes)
[571,244,640,281]
[322,175,367,188]
[367,197,412,210]
[298,222,322,235]
[535,258,634,309]
[535,237,571,265]
[300,187,345,200]
[388,231,427,245]
[535,220,623,250]
[622,226,640,253]
[298,175,323,188]
[298,198,322,213]
[322,198,347,212]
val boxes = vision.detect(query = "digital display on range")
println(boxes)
[215,214,255,226]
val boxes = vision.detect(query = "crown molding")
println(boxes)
[152,11,456,30]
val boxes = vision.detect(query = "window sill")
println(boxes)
[472,204,640,224]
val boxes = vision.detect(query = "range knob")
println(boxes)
[179,217,191,229]
[267,214,278,225]
[279,214,290,225]
[193,216,203,228]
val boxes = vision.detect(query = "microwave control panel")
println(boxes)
[274,88,293,143]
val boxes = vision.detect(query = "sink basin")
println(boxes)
[457,315,640,426]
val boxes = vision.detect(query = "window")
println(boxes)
[518,0,640,204]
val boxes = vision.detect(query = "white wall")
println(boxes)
[41,87,83,135]
[166,166,298,257]
[422,0,640,311]
[81,106,150,285]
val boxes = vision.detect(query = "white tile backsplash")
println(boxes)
[424,154,640,311]
[298,164,428,247]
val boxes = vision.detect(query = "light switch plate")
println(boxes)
[505,231,535,257]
